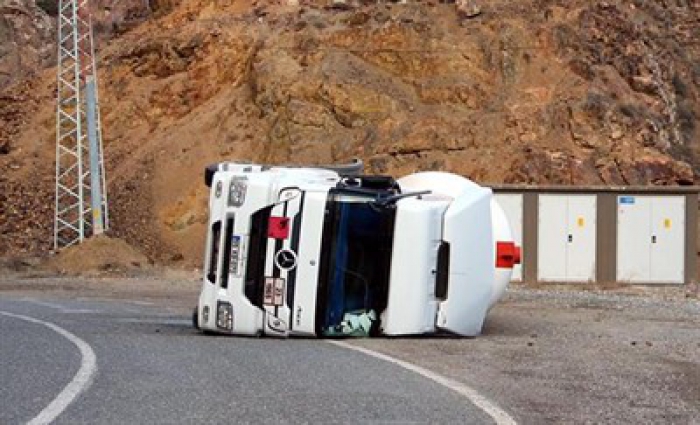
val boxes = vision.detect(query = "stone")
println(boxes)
[0,140,10,155]
[456,0,481,18]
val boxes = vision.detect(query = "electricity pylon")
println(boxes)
[54,0,108,249]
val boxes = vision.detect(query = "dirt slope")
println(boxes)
[1,0,699,266]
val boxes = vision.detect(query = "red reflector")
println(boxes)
[514,245,521,265]
[268,217,290,239]
[496,242,521,269]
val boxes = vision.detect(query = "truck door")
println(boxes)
[315,192,396,337]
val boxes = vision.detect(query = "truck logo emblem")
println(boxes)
[275,249,297,271]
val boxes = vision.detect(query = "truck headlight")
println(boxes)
[216,301,233,331]
[228,177,247,207]
[202,305,210,323]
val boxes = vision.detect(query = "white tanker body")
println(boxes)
[195,161,520,337]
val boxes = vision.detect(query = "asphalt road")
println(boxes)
[0,296,495,424]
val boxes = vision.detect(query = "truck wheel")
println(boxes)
[192,306,199,330]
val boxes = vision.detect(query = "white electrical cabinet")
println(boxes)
[538,195,597,282]
[494,194,523,281]
[617,195,685,284]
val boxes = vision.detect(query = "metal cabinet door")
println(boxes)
[538,195,568,281]
[565,195,597,282]
[616,196,652,282]
[650,196,685,283]
[495,194,523,281]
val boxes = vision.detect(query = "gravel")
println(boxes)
[352,285,700,424]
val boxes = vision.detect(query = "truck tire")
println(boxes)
[192,306,199,330]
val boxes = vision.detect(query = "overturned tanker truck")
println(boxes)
[193,160,520,338]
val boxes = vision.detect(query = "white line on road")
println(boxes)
[19,299,67,310]
[19,299,101,314]
[0,311,97,425]
[114,318,192,326]
[328,341,517,425]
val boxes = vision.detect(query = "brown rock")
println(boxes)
[456,0,481,18]
[328,0,355,11]
[0,1,54,90]
[2,0,700,266]
[616,156,694,186]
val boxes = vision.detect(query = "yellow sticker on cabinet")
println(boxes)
[664,218,671,229]
[577,217,585,227]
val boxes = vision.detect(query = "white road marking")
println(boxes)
[328,340,517,425]
[0,311,97,425]
[20,299,66,310]
[114,318,192,326]
[126,300,155,306]
[20,299,101,314]
[60,309,101,314]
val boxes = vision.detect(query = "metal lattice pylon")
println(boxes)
[54,0,108,249]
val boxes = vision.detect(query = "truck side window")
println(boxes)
[316,192,396,336]
[207,221,222,285]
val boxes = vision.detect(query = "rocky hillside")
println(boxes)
[0,0,169,90]
[1,0,699,266]
[0,0,53,89]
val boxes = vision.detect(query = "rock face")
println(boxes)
[1,0,699,265]
[0,0,54,89]
[0,0,168,91]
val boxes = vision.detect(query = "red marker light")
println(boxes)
[496,242,521,269]
[268,217,290,239]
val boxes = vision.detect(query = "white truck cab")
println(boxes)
[195,161,520,337]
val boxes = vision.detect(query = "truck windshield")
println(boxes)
[316,192,396,336]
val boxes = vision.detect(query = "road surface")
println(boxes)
[0,295,497,424]
[2,275,698,424]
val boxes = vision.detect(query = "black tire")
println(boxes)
[192,306,200,330]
